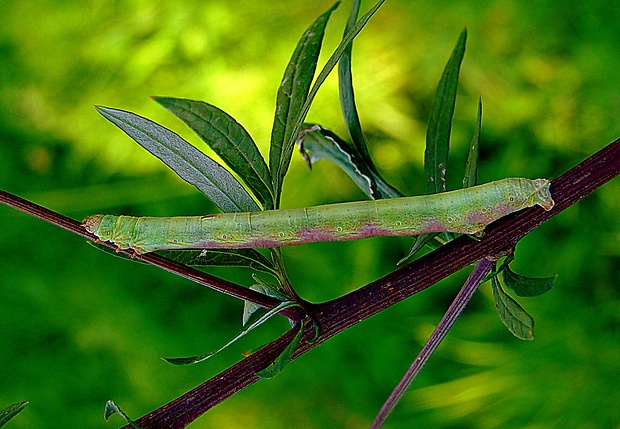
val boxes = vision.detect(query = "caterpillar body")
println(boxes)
[83,178,554,254]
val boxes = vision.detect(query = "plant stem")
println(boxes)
[124,138,620,429]
[0,190,301,320]
[370,257,494,428]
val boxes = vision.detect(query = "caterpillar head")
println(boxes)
[528,178,555,211]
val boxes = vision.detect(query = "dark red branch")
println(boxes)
[127,138,620,429]
[0,190,292,315]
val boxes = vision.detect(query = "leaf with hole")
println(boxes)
[297,124,401,199]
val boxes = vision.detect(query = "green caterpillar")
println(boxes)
[83,178,554,254]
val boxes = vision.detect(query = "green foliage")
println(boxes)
[297,124,402,199]
[463,98,482,189]
[255,321,305,379]
[96,106,259,213]
[424,28,467,195]
[0,402,28,428]
[491,275,535,340]
[163,301,296,366]
[103,401,142,429]
[161,249,278,275]
[154,97,275,210]
[502,263,557,297]
[269,2,341,207]
[1,1,619,428]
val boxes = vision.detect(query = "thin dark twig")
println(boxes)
[370,257,495,428]
[0,190,300,319]
[123,139,619,429]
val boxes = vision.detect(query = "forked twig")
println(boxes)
[123,140,620,428]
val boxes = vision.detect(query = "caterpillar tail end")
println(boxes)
[82,214,105,234]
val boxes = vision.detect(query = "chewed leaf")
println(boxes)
[159,249,277,276]
[96,106,259,213]
[154,97,274,210]
[297,124,401,199]
[491,276,534,340]
[463,97,482,189]
[103,401,142,428]
[269,2,339,205]
[0,402,28,427]
[256,321,305,379]
[425,27,467,195]
[164,300,296,365]
[503,265,557,297]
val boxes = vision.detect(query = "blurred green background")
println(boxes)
[1,0,619,428]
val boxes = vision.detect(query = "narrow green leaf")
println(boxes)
[251,273,290,300]
[338,0,375,169]
[297,124,401,199]
[159,248,277,276]
[243,284,271,326]
[164,300,296,365]
[424,27,467,194]
[87,243,277,276]
[503,265,557,297]
[243,279,289,327]
[491,276,535,340]
[0,402,28,427]
[463,97,482,188]
[96,106,259,213]
[104,401,142,428]
[396,232,441,265]
[153,97,274,209]
[256,321,305,379]
[269,2,340,206]
[271,0,386,206]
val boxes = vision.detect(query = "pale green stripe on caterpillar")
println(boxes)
[82,178,554,254]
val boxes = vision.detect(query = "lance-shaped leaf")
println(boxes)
[270,0,386,206]
[292,0,386,144]
[269,2,339,205]
[463,97,482,188]
[256,321,305,379]
[153,97,274,210]
[424,27,467,194]
[297,124,401,199]
[163,300,297,365]
[338,0,375,170]
[0,402,28,427]
[503,264,557,297]
[396,232,442,265]
[159,249,277,276]
[492,275,535,340]
[96,106,259,213]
